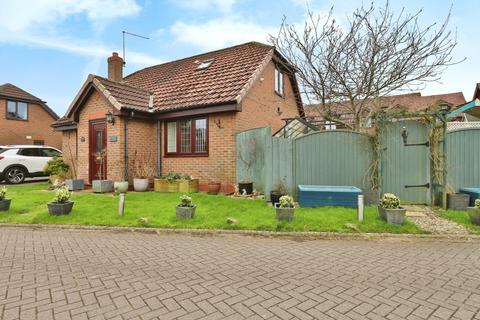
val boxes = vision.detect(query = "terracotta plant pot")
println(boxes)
[208,181,221,194]
[178,179,199,193]
[133,178,149,192]
[176,205,196,219]
[0,199,11,212]
[467,207,480,225]
[47,201,74,216]
[154,178,168,192]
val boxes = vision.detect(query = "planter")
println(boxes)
[467,207,480,225]
[154,178,168,192]
[134,178,149,192]
[447,193,470,211]
[176,205,196,219]
[47,201,74,216]
[381,207,406,225]
[238,182,253,195]
[275,204,295,222]
[65,179,84,191]
[0,199,11,212]
[178,179,199,193]
[208,181,221,195]
[270,192,286,206]
[166,181,179,192]
[92,180,113,193]
[114,181,129,193]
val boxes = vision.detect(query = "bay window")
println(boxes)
[165,118,208,156]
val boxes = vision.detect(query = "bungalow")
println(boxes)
[0,83,61,148]
[52,42,303,192]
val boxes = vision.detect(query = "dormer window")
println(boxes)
[197,58,214,70]
[274,65,284,96]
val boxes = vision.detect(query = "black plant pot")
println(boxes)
[270,192,285,206]
[0,199,11,212]
[47,201,74,216]
[238,182,253,195]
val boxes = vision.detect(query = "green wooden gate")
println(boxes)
[380,120,431,204]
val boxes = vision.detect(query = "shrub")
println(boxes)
[380,193,401,209]
[278,195,295,208]
[0,186,6,200]
[44,157,69,176]
[272,179,288,195]
[52,186,72,203]
[178,195,194,207]
[475,199,480,209]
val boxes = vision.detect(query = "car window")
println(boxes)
[0,148,4,154]
[18,148,41,157]
[40,148,62,157]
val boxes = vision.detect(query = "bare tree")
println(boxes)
[270,1,461,130]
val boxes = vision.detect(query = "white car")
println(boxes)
[0,145,63,184]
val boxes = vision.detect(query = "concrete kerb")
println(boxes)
[1,223,480,242]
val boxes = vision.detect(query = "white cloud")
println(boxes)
[171,17,277,51]
[170,0,237,13]
[0,0,141,32]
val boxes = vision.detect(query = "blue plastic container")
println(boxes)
[298,185,362,208]
[460,187,480,207]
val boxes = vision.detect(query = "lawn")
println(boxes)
[437,209,480,234]
[0,183,424,234]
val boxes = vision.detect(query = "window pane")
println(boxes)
[95,130,103,153]
[279,71,284,95]
[195,119,207,153]
[19,148,39,157]
[180,120,191,153]
[7,101,16,118]
[274,68,279,93]
[17,102,28,119]
[41,148,61,157]
[167,122,177,153]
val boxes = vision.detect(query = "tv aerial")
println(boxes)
[122,30,149,67]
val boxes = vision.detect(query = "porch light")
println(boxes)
[106,111,115,125]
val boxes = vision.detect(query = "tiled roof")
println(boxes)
[93,76,151,111]
[124,42,274,112]
[0,83,43,102]
[304,92,467,118]
[0,83,59,119]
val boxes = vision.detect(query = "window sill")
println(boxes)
[6,117,28,121]
[164,153,209,158]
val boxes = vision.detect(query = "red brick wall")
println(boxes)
[0,99,62,148]
[125,118,157,183]
[236,61,300,133]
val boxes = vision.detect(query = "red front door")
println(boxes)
[89,120,107,183]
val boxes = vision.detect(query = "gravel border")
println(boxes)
[1,223,480,242]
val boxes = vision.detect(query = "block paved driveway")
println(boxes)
[1,228,480,320]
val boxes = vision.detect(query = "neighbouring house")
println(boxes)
[0,83,61,148]
[52,42,303,192]
[303,92,466,130]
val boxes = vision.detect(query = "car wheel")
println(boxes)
[5,167,26,184]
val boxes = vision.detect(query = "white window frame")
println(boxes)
[274,65,284,96]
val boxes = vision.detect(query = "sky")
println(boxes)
[0,0,478,116]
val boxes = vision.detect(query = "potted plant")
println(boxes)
[238,180,253,195]
[64,139,84,191]
[467,199,480,225]
[154,174,169,192]
[44,156,70,185]
[167,172,181,192]
[208,179,222,195]
[176,195,196,219]
[271,179,288,205]
[378,193,406,224]
[131,150,154,192]
[0,186,11,212]
[114,180,129,193]
[178,175,199,193]
[92,150,113,193]
[275,195,295,222]
[446,184,470,211]
[47,186,74,215]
